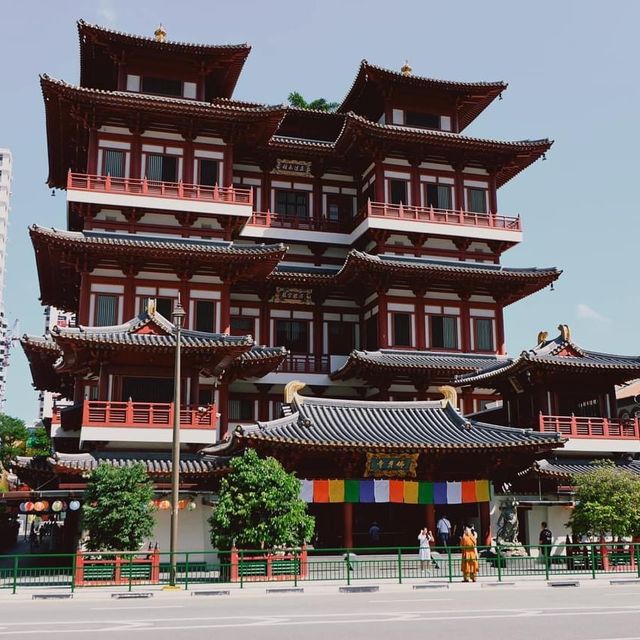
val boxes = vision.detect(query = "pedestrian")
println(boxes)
[436,514,451,548]
[418,528,438,571]
[460,526,479,582]
[539,521,553,562]
[368,521,381,545]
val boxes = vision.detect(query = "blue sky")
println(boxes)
[1,0,638,422]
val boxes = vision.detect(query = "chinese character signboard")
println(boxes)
[272,287,313,305]
[274,158,312,177]
[365,453,419,478]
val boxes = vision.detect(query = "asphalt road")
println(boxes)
[1,583,640,639]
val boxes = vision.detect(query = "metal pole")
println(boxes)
[168,300,185,588]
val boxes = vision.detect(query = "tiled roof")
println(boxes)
[524,458,640,480]
[456,333,640,387]
[211,389,563,453]
[331,349,505,381]
[223,345,288,381]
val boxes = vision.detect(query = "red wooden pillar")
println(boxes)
[87,128,98,175]
[123,272,136,320]
[488,172,498,214]
[374,158,385,202]
[260,296,270,345]
[479,500,491,546]
[217,382,229,438]
[78,272,91,325]
[460,297,471,352]
[261,167,271,212]
[454,165,465,210]
[425,504,436,535]
[219,281,231,334]
[130,133,142,179]
[183,139,194,184]
[313,302,323,361]
[223,142,234,187]
[414,290,425,349]
[410,160,421,207]
[343,503,353,549]
[496,306,506,355]
[313,173,322,228]
[377,289,388,348]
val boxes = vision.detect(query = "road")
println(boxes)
[1,582,640,639]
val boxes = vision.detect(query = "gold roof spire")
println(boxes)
[154,23,167,43]
[401,60,412,76]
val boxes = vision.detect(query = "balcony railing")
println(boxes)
[82,401,216,430]
[277,354,331,374]
[539,413,640,439]
[247,211,349,233]
[67,172,253,206]
[356,201,521,231]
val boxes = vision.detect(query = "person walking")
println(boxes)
[539,521,553,565]
[418,528,438,571]
[436,515,451,548]
[460,526,479,582]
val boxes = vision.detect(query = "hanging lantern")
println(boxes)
[69,500,81,511]
[34,501,45,512]
[51,501,63,512]
[178,499,187,510]
[158,499,171,510]
[187,501,197,511]
[19,502,26,513]
[41,501,50,511]
[24,502,35,512]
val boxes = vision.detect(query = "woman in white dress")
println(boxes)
[418,528,436,570]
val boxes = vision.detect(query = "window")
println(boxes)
[326,194,352,222]
[389,179,408,205]
[141,76,183,97]
[328,321,356,355]
[425,183,453,210]
[275,190,309,218]
[194,300,215,333]
[405,111,441,129]
[392,313,412,347]
[467,188,487,213]
[198,387,216,406]
[275,319,309,353]
[474,318,494,352]
[198,159,219,187]
[95,294,118,326]
[229,398,254,422]
[365,315,379,350]
[145,154,178,182]
[102,149,125,178]
[230,316,254,336]
[140,297,173,318]
[430,316,458,349]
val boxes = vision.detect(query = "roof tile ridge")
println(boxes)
[297,394,442,410]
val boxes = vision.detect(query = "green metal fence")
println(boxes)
[1,543,639,593]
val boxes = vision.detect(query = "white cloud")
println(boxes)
[98,0,118,26]
[576,303,610,323]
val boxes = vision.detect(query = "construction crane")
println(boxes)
[0,318,20,410]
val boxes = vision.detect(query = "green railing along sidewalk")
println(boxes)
[1,542,639,593]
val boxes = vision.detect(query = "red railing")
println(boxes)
[74,550,160,587]
[248,211,349,233]
[539,413,640,439]
[230,546,307,582]
[82,401,216,430]
[357,201,521,231]
[67,172,253,206]
[278,354,330,374]
[51,407,61,425]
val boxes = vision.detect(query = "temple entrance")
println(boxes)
[121,377,173,403]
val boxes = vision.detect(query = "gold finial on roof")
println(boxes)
[537,331,548,345]
[154,23,167,43]
[438,385,458,408]
[401,60,412,76]
[284,380,306,404]
[147,298,156,315]
[558,324,571,341]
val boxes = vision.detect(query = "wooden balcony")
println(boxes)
[277,354,331,374]
[358,201,521,232]
[82,401,216,430]
[66,172,253,208]
[539,413,640,439]
[247,211,349,233]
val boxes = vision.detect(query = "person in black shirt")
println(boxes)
[539,522,553,565]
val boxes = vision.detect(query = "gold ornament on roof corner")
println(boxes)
[558,324,571,341]
[147,298,156,315]
[438,385,458,408]
[401,60,412,76]
[154,24,167,43]
[284,380,306,404]
[537,331,548,345]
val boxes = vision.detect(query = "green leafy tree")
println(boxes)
[26,426,51,457]
[209,449,314,550]
[288,91,339,112]
[82,464,155,551]
[0,413,28,471]
[567,461,640,538]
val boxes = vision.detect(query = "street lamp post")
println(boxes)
[168,298,186,588]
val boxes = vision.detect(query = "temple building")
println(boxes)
[14,20,586,550]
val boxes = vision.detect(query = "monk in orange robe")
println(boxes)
[460,526,479,582]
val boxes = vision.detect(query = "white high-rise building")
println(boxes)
[0,149,12,403]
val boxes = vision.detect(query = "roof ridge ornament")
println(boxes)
[284,380,306,404]
[558,323,571,341]
[438,385,457,409]
[401,60,412,76]
[154,23,167,43]
[537,331,548,345]
[147,298,156,315]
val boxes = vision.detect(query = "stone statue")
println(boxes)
[496,496,527,556]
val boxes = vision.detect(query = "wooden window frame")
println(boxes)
[391,312,413,348]
[429,314,459,351]
[473,317,495,353]
[93,294,119,327]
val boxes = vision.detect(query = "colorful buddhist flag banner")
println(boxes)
[300,479,491,504]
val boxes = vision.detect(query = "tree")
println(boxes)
[209,449,314,550]
[82,464,155,551]
[0,413,28,471]
[288,91,339,113]
[567,461,640,538]
[26,426,51,458]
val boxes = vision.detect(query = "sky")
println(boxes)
[1,0,639,422]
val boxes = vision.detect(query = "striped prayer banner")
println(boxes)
[475,479,490,502]
[328,479,344,503]
[374,479,390,502]
[461,480,477,503]
[300,479,314,503]
[389,480,404,503]
[403,481,419,504]
[313,479,329,503]
[418,481,434,504]
[360,479,375,503]
[345,479,360,503]
[433,482,448,504]
[446,481,462,505]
